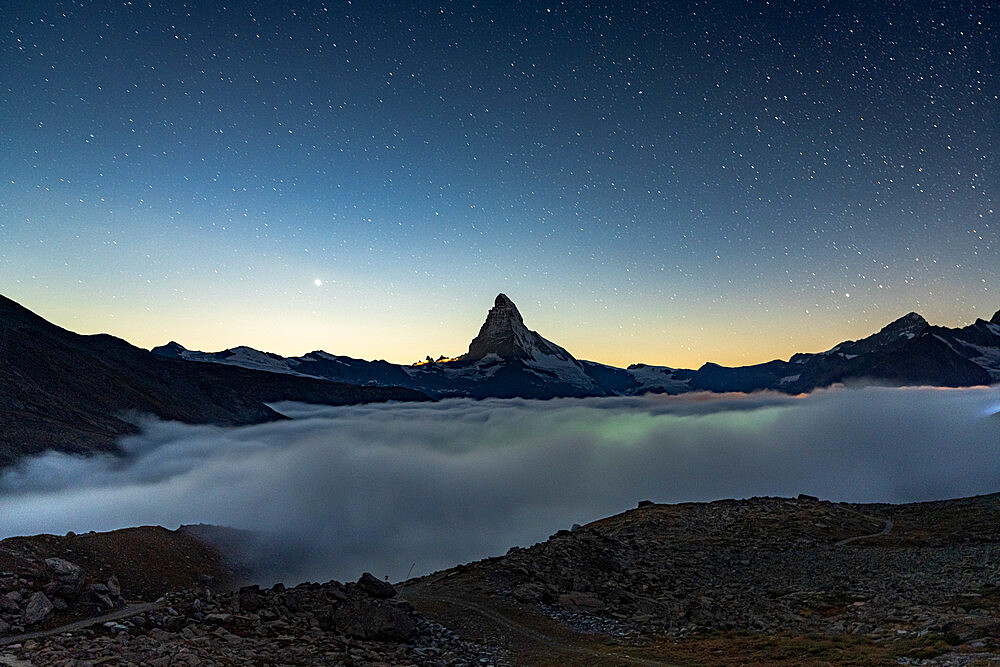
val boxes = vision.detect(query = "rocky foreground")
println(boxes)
[4,494,1000,665]
[406,494,1000,664]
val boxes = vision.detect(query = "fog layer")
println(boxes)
[1,387,998,583]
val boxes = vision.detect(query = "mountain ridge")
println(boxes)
[0,294,429,467]
[152,294,1000,398]
[1,289,996,468]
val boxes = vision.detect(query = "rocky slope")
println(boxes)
[3,576,507,666]
[403,493,1000,664]
[0,525,239,637]
[0,527,507,666]
[5,494,1000,664]
[0,295,429,467]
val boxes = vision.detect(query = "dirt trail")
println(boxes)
[835,519,893,546]
[0,602,162,646]
[416,592,670,666]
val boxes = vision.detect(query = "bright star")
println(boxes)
[314,278,323,287]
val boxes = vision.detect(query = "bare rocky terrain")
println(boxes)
[3,493,1000,665]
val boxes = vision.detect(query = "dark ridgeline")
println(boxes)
[0,294,428,467]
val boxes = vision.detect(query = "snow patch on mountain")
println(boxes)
[626,364,691,394]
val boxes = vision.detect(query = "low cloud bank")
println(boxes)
[1,387,998,584]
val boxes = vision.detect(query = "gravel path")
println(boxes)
[0,602,162,646]
[835,519,893,546]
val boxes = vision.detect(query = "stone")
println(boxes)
[204,613,234,625]
[355,573,396,599]
[44,557,83,579]
[0,593,20,613]
[558,592,605,610]
[23,592,54,625]
[331,599,416,641]
[512,583,546,603]
[44,557,85,596]
[106,575,121,598]
[236,585,263,612]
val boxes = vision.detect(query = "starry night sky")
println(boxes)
[1,1,996,368]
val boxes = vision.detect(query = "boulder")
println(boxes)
[235,585,263,612]
[44,557,84,581]
[106,575,121,597]
[331,599,415,641]
[24,592,54,625]
[512,582,547,603]
[0,593,20,613]
[44,557,85,596]
[355,572,397,599]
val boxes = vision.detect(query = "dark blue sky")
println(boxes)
[1,1,996,366]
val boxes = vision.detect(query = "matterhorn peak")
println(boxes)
[490,293,523,323]
[458,292,585,366]
[461,294,532,361]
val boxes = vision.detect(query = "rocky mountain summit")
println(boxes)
[460,294,574,364]
[5,494,1000,664]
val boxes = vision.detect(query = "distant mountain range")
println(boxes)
[155,293,1000,399]
[2,291,997,467]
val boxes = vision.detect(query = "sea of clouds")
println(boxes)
[1,386,998,584]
